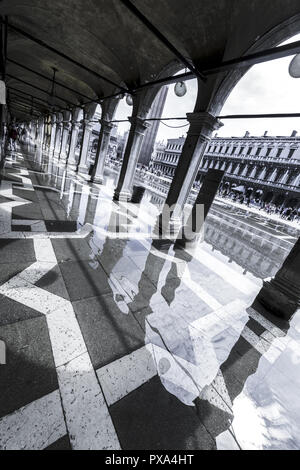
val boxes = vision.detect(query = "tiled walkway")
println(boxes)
[0,144,300,450]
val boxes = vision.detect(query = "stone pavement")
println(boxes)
[0,144,300,450]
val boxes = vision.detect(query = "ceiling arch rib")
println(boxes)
[6,36,106,106]
[5,64,85,108]
[6,58,96,103]
[6,80,70,118]
[1,0,300,121]
[6,73,77,107]
[8,93,49,114]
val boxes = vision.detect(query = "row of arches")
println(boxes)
[14,16,300,226]
[201,158,300,187]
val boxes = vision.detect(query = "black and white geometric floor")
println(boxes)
[0,145,300,450]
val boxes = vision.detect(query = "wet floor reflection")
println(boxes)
[1,146,300,449]
[216,305,300,450]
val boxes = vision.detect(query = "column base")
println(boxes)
[59,153,68,163]
[152,215,181,240]
[175,229,203,250]
[113,189,132,202]
[66,161,77,172]
[91,175,104,185]
[77,165,89,175]
[256,279,300,321]
[169,216,184,235]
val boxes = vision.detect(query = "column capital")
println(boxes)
[63,122,71,131]
[84,120,94,132]
[71,120,81,128]
[186,112,223,140]
[128,115,149,134]
[99,119,114,131]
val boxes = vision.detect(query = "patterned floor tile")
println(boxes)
[0,316,58,417]
[73,294,144,369]
[110,376,216,450]
[59,260,112,301]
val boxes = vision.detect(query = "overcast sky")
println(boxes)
[115,33,300,142]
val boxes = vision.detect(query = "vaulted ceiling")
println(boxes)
[1,0,300,120]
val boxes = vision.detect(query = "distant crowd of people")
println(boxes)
[218,187,300,223]
[264,203,300,222]
[132,167,300,224]
[5,123,27,150]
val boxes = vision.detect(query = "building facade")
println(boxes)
[152,131,300,208]
[151,136,185,177]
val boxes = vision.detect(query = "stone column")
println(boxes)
[77,119,94,175]
[59,111,71,161]
[32,119,38,142]
[0,105,5,146]
[42,116,48,150]
[53,114,63,158]
[49,114,57,155]
[114,116,149,201]
[36,117,44,149]
[46,115,52,149]
[34,119,40,146]
[30,120,36,142]
[176,169,224,246]
[77,185,91,226]
[91,119,114,184]
[256,237,300,320]
[34,119,39,145]
[40,118,45,148]
[164,112,222,226]
[47,117,51,149]
[41,118,46,149]
[36,119,40,142]
[42,118,46,150]
[27,121,32,141]
[67,120,81,169]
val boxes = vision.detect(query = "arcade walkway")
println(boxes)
[1,144,300,450]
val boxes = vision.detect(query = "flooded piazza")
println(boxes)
[0,143,300,450]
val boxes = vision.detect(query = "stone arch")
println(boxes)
[273,193,286,206]
[263,191,274,203]
[101,98,120,122]
[209,13,300,116]
[73,107,84,123]
[130,58,198,120]
[285,197,299,208]
[83,102,100,121]
[246,186,254,197]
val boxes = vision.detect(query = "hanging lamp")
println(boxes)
[126,94,133,106]
[174,81,187,97]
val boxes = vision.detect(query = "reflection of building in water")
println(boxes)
[127,236,291,448]
[198,305,291,449]
[152,130,300,209]
[204,213,290,279]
